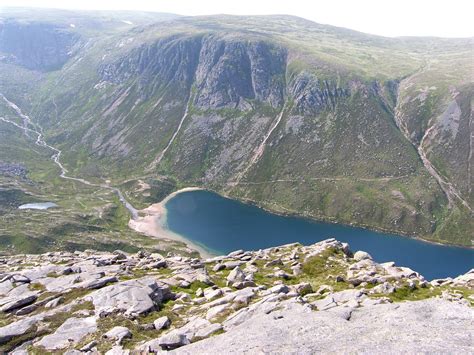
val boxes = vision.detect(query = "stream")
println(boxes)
[0,94,138,219]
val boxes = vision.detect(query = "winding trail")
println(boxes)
[0,94,138,219]
[227,174,414,186]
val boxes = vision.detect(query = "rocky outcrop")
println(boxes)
[100,32,355,114]
[194,36,286,109]
[99,35,202,99]
[84,277,170,317]
[34,316,97,350]
[288,71,350,115]
[0,239,471,353]
[172,298,473,354]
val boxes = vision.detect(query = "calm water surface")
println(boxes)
[165,190,473,280]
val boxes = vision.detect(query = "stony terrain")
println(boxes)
[0,239,472,354]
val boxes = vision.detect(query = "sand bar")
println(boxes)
[128,187,213,257]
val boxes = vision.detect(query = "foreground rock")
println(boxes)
[103,326,132,344]
[170,298,473,354]
[84,277,169,317]
[35,316,97,350]
[0,239,471,353]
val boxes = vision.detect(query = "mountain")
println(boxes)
[0,8,472,252]
[0,239,472,353]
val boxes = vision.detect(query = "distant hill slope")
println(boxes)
[0,8,472,246]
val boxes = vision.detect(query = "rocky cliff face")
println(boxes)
[194,36,287,109]
[0,239,472,353]
[99,34,288,109]
[99,35,202,99]
[93,32,406,182]
[0,20,80,71]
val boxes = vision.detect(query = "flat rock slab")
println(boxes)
[0,292,37,312]
[19,265,63,282]
[0,316,39,345]
[35,316,97,350]
[169,299,474,354]
[195,323,223,338]
[85,277,164,316]
[0,279,14,296]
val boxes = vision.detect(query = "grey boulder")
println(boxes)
[153,316,171,330]
[226,267,246,286]
[85,277,166,316]
[103,326,132,344]
[0,293,37,312]
[353,251,372,261]
[35,316,97,350]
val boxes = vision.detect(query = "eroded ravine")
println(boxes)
[394,77,473,214]
[229,103,288,187]
[147,95,192,172]
[0,93,139,219]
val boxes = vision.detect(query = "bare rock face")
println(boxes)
[169,298,473,354]
[288,71,350,115]
[194,36,287,109]
[100,34,287,110]
[99,35,202,99]
[34,316,97,350]
[84,277,167,317]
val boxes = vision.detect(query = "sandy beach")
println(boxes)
[128,187,213,257]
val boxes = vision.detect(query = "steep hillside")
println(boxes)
[0,9,472,247]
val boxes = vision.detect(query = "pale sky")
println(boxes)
[1,0,473,38]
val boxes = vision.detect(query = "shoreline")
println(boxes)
[128,187,213,258]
